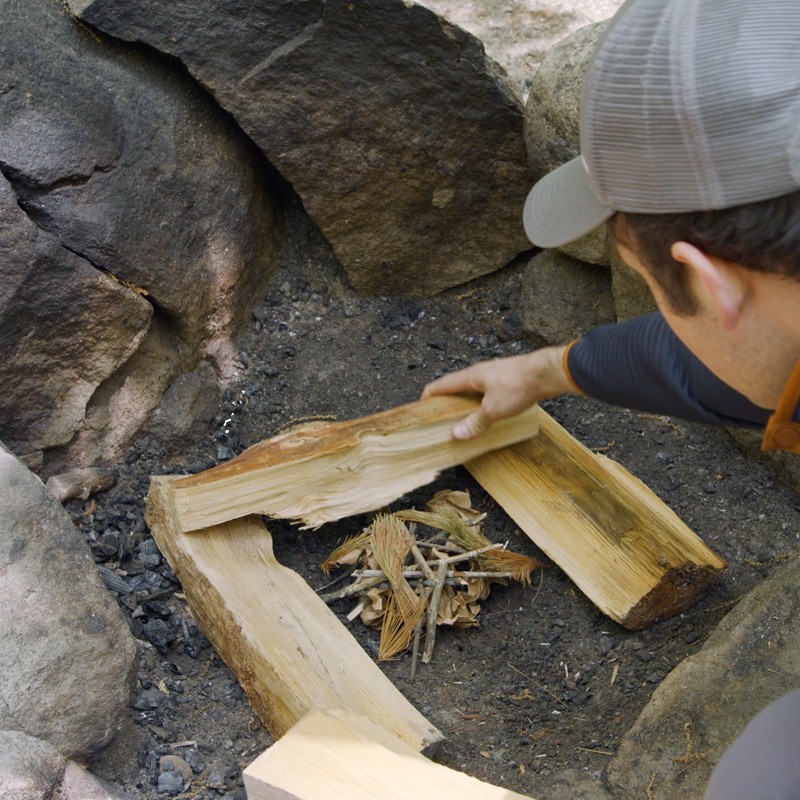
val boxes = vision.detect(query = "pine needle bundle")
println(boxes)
[378,590,427,662]
[478,548,542,585]
[370,514,419,617]
[319,528,374,575]
[369,514,426,661]
[397,507,486,550]
[397,508,542,585]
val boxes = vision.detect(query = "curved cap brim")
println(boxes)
[523,155,614,248]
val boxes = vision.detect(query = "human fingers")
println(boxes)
[451,408,492,440]
[420,366,483,400]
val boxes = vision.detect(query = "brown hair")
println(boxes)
[611,189,800,315]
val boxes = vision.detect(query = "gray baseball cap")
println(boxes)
[523,0,800,248]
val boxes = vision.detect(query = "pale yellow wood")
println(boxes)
[466,410,725,629]
[169,396,539,531]
[145,477,443,752]
[243,707,535,800]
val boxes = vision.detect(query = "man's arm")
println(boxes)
[567,312,772,428]
[423,312,772,439]
[421,345,574,439]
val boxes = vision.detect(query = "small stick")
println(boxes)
[346,601,365,622]
[430,542,503,566]
[410,622,423,679]
[318,575,385,603]
[422,561,449,664]
[315,563,358,592]
[353,568,513,580]
[416,540,466,554]
[410,543,435,580]
[409,586,431,680]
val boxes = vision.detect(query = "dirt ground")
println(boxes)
[81,189,800,799]
[77,3,800,797]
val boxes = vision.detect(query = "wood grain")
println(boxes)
[169,396,539,531]
[466,410,725,629]
[243,707,535,800]
[146,477,443,753]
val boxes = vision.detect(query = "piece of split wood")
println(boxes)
[466,409,725,629]
[146,477,443,753]
[243,707,536,800]
[167,396,539,531]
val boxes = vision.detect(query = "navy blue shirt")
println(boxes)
[566,312,785,428]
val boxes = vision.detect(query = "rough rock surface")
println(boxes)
[0,731,66,800]
[524,21,606,179]
[57,761,134,800]
[607,555,800,799]
[147,363,222,451]
[0,0,278,469]
[520,250,615,345]
[0,442,137,759]
[0,173,152,460]
[609,246,658,321]
[0,733,131,800]
[71,0,533,296]
[419,0,624,102]
[523,22,610,267]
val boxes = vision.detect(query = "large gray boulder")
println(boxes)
[606,556,800,799]
[0,443,137,760]
[0,732,130,800]
[0,174,152,463]
[0,731,65,800]
[1,0,279,469]
[524,21,606,183]
[520,250,615,345]
[524,22,610,267]
[70,0,533,296]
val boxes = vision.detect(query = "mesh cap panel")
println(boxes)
[582,0,800,213]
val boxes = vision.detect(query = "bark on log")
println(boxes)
[168,396,539,531]
[145,477,443,753]
[243,707,535,800]
[466,410,726,629]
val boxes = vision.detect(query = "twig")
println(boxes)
[318,575,385,603]
[431,542,504,565]
[416,539,465,553]
[353,568,513,580]
[409,584,431,680]
[410,618,424,679]
[422,561,448,664]
[410,543,435,579]
[315,563,358,593]
[346,601,365,621]
[328,578,496,596]
[576,746,614,756]
[508,663,569,710]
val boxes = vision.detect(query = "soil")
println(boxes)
[78,4,800,799]
[81,195,800,799]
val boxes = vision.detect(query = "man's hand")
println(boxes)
[421,345,575,440]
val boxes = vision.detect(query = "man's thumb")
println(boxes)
[452,411,489,440]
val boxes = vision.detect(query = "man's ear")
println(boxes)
[670,241,746,330]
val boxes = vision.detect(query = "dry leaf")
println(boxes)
[462,576,492,602]
[359,587,389,630]
[436,586,481,628]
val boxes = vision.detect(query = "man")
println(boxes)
[423,0,800,796]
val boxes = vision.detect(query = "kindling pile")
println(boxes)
[318,489,543,671]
